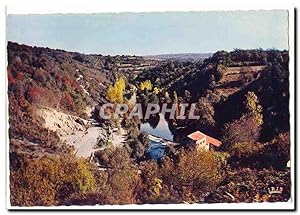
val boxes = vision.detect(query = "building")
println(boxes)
[187,131,222,151]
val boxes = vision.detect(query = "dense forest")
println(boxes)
[8,42,290,206]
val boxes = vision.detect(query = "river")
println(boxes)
[140,113,174,141]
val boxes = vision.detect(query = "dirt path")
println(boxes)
[62,126,105,158]
[63,123,126,158]
[111,127,126,147]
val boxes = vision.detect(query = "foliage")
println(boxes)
[263,132,290,169]
[245,91,263,125]
[153,87,160,94]
[194,97,215,131]
[158,149,224,203]
[221,91,263,150]
[94,147,140,204]
[95,147,132,169]
[125,130,150,162]
[33,68,47,84]
[10,155,96,206]
[139,80,153,91]
[230,142,263,159]
[214,64,227,81]
[205,168,290,203]
[26,85,43,103]
[106,76,126,103]
[8,42,291,206]
[222,114,261,150]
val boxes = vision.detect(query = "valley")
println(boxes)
[8,42,290,206]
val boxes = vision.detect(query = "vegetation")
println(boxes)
[106,76,126,103]
[139,80,153,91]
[10,155,96,206]
[8,42,291,206]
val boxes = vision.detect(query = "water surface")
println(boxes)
[140,113,174,141]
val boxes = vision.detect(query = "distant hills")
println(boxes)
[144,53,213,61]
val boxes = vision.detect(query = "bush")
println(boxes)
[229,142,264,168]
[205,168,290,203]
[26,85,43,103]
[33,68,47,83]
[263,132,290,169]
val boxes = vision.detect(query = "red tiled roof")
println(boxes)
[206,136,222,147]
[188,131,205,141]
[187,131,222,147]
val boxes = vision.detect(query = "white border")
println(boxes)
[3,0,296,211]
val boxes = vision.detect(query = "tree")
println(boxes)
[159,149,224,203]
[125,131,150,162]
[229,141,264,168]
[244,91,263,125]
[95,147,131,169]
[33,68,47,83]
[183,90,191,102]
[153,87,160,95]
[60,93,76,111]
[94,147,139,204]
[263,132,290,169]
[222,114,261,151]
[106,76,126,103]
[139,80,153,91]
[10,155,96,206]
[222,91,263,150]
[26,85,43,103]
[205,168,290,203]
[214,64,227,82]
[194,97,215,130]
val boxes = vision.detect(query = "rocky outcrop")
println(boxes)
[36,107,89,137]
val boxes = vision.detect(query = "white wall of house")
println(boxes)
[196,137,209,151]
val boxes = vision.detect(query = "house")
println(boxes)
[186,131,221,151]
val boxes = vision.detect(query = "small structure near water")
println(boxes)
[145,131,221,162]
[186,131,222,151]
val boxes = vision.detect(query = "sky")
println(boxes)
[6,10,289,55]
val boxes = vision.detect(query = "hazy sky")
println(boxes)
[7,10,288,55]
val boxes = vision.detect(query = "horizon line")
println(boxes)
[7,40,288,57]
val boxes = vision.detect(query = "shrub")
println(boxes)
[33,68,47,83]
[263,132,290,169]
[60,93,76,112]
[26,85,43,103]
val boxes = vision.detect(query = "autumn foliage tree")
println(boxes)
[244,91,263,125]
[60,93,76,112]
[194,97,215,131]
[94,147,139,204]
[10,155,96,206]
[26,85,43,103]
[222,91,263,150]
[151,149,224,203]
[106,76,126,103]
[139,80,153,91]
